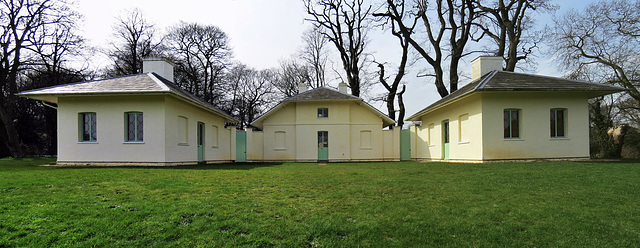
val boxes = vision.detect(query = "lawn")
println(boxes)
[1,158,639,247]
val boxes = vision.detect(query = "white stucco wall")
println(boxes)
[481,92,590,160]
[56,94,234,165]
[57,95,167,163]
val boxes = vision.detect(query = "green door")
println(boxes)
[442,120,450,160]
[400,129,411,161]
[236,130,246,162]
[318,131,328,161]
[197,122,205,163]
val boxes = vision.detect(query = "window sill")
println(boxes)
[360,147,372,150]
[178,143,189,146]
[504,138,524,141]
[550,137,570,140]
[428,145,436,147]
[123,141,144,144]
[77,141,98,144]
[273,148,287,151]
[458,141,470,144]
[211,146,219,149]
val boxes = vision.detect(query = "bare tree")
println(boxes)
[553,0,640,120]
[554,0,639,157]
[375,0,476,97]
[166,22,232,105]
[105,8,162,77]
[373,2,413,128]
[300,27,329,88]
[225,64,278,128]
[304,0,371,97]
[0,0,79,157]
[472,0,555,71]
[275,58,312,97]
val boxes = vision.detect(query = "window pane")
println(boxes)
[557,109,565,137]
[317,108,328,118]
[504,110,510,138]
[318,131,328,147]
[511,110,519,138]
[137,113,144,141]
[128,113,136,141]
[550,110,556,137]
[82,114,89,141]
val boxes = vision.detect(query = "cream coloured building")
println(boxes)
[18,58,238,165]
[248,83,399,162]
[406,56,623,162]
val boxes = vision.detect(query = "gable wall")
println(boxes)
[481,92,590,160]
[57,95,167,163]
[255,101,395,161]
[262,103,297,161]
[295,101,352,161]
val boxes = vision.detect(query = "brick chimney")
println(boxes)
[298,81,308,93]
[471,56,502,81]
[337,82,349,94]
[143,57,174,82]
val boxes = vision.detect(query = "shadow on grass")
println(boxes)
[578,159,640,164]
[50,162,284,170]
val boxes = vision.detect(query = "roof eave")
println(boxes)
[18,91,240,123]
[405,90,478,121]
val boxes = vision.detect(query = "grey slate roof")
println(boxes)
[284,87,360,102]
[251,86,395,128]
[406,70,624,121]
[18,72,239,122]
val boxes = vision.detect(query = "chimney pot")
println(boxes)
[471,56,502,81]
[143,57,175,82]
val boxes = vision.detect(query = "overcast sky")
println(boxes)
[75,0,598,118]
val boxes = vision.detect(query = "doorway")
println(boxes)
[318,131,328,161]
[400,129,411,161]
[197,122,205,163]
[236,130,247,162]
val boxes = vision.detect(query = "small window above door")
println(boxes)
[317,108,328,118]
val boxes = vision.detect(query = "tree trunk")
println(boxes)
[397,85,406,128]
[0,101,24,157]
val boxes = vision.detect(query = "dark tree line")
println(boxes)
[0,0,88,157]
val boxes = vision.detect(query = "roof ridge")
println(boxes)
[148,72,172,91]
[495,70,622,89]
[474,70,497,90]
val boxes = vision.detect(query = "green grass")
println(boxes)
[1,158,639,247]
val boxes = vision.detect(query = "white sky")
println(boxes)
[75,0,597,118]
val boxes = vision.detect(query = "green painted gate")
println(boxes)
[236,130,246,162]
[318,131,328,161]
[442,120,450,160]
[400,129,411,161]
[197,122,205,163]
